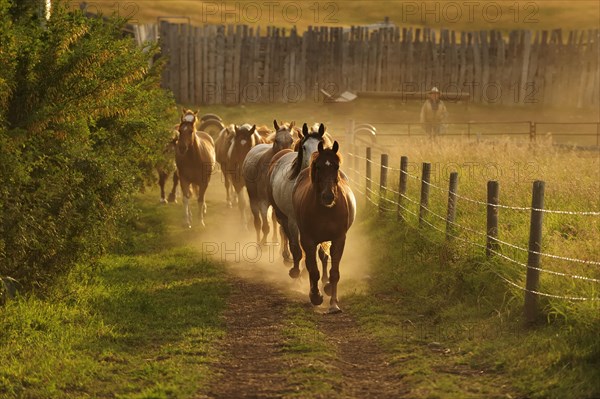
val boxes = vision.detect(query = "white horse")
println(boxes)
[242,120,295,244]
[268,123,332,279]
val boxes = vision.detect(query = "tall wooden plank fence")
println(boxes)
[149,23,599,107]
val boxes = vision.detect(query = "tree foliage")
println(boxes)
[0,0,177,289]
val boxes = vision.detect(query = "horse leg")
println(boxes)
[271,204,291,263]
[224,171,232,208]
[271,210,278,243]
[287,221,302,278]
[325,236,345,314]
[281,225,291,263]
[259,202,270,245]
[168,169,178,203]
[197,182,208,227]
[236,186,247,226]
[249,200,261,243]
[180,180,192,228]
[158,169,168,203]
[319,244,330,290]
[300,237,322,306]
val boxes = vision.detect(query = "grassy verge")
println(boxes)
[346,208,600,399]
[0,194,228,399]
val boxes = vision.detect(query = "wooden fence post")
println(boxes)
[529,121,537,142]
[419,162,431,227]
[366,147,372,201]
[446,172,459,239]
[397,156,408,221]
[379,154,389,214]
[345,119,356,182]
[525,180,545,325]
[486,180,500,257]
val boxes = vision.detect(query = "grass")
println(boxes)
[280,304,342,398]
[0,194,229,399]
[345,190,600,398]
[70,0,600,32]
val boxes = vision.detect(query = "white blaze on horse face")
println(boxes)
[240,139,247,145]
[325,160,331,166]
[183,114,195,122]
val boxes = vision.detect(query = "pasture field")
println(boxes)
[71,0,600,32]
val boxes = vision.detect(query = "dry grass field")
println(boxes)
[69,0,600,32]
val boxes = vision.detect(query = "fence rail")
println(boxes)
[345,145,600,323]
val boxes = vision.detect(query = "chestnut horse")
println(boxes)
[292,141,356,313]
[175,109,216,228]
[242,120,295,244]
[215,124,261,222]
[268,123,332,274]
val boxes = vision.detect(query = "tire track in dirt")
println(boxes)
[316,311,409,399]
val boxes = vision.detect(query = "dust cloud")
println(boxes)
[181,172,373,308]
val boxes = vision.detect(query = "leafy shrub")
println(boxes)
[0,0,176,290]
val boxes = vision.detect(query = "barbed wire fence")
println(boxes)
[343,131,600,323]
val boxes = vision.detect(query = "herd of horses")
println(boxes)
[161,109,356,313]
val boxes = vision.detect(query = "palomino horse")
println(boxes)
[214,124,261,216]
[268,123,332,274]
[175,109,216,228]
[242,120,295,244]
[292,141,356,313]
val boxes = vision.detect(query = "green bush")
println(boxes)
[0,0,176,290]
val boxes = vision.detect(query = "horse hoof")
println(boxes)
[310,292,323,306]
[227,202,232,208]
[289,267,300,279]
[327,305,342,314]
[323,283,332,296]
[160,198,168,204]
[167,194,177,203]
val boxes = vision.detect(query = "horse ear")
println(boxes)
[194,109,199,116]
[181,107,186,116]
[250,125,256,134]
[290,121,295,128]
[332,141,339,153]
[273,120,279,131]
[318,141,324,153]
[318,123,325,137]
[302,123,308,136]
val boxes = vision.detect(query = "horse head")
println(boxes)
[290,123,330,180]
[230,123,257,158]
[310,141,341,208]
[272,120,296,153]
[177,109,198,154]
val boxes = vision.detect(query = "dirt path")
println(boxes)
[316,312,409,398]
[207,277,294,399]
[206,270,407,399]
